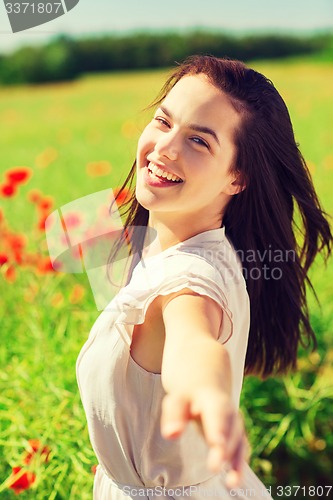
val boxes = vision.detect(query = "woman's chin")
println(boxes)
[135,187,155,211]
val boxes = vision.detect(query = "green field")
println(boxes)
[0,59,333,498]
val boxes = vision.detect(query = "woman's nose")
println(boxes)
[154,132,179,161]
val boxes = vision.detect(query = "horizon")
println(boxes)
[0,0,332,54]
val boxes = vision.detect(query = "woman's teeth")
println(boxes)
[148,162,182,183]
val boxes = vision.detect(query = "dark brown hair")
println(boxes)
[110,55,332,378]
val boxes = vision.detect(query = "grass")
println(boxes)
[0,58,333,498]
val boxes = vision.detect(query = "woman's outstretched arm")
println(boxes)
[160,289,249,489]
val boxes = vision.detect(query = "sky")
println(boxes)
[0,0,332,54]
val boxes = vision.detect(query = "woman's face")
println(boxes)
[136,74,243,226]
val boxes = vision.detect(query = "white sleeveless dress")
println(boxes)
[76,228,274,499]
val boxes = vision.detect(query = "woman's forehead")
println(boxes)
[161,75,242,139]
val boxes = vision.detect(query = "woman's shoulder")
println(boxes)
[114,228,249,344]
[168,230,244,286]
[130,227,245,294]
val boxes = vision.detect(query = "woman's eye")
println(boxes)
[191,137,209,148]
[154,117,170,127]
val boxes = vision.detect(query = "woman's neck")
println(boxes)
[144,212,223,256]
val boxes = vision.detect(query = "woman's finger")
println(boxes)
[207,444,226,472]
[225,433,249,489]
[160,393,190,439]
[223,414,245,462]
[192,391,231,447]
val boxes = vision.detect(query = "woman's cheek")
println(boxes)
[137,126,154,154]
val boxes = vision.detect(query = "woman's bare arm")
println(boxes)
[160,289,249,488]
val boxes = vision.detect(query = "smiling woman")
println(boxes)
[76,55,332,500]
[135,74,243,242]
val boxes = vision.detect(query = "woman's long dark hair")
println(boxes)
[109,55,332,379]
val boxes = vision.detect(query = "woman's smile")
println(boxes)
[144,161,184,187]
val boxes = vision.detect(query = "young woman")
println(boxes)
[76,55,332,499]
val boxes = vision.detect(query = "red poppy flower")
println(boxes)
[113,187,132,206]
[21,253,39,267]
[86,160,112,177]
[0,183,17,198]
[27,189,42,204]
[8,233,27,251]
[38,196,53,212]
[13,251,23,265]
[0,254,8,266]
[69,284,85,304]
[8,466,36,494]
[4,265,16,283]
[23,439,51,464]
[37,214,49,232]
[6,167,32,185]
[36,257,55,274]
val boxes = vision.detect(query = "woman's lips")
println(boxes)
[143,165,183,188]
[148,161,183,182]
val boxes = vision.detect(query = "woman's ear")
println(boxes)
[225,172,246,196]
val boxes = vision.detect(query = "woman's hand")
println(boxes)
[160,289,250,489]
[160,387,250,489]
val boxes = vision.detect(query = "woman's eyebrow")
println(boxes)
[159,105,221,146]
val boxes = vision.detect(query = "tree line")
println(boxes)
[0,31,331,85]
